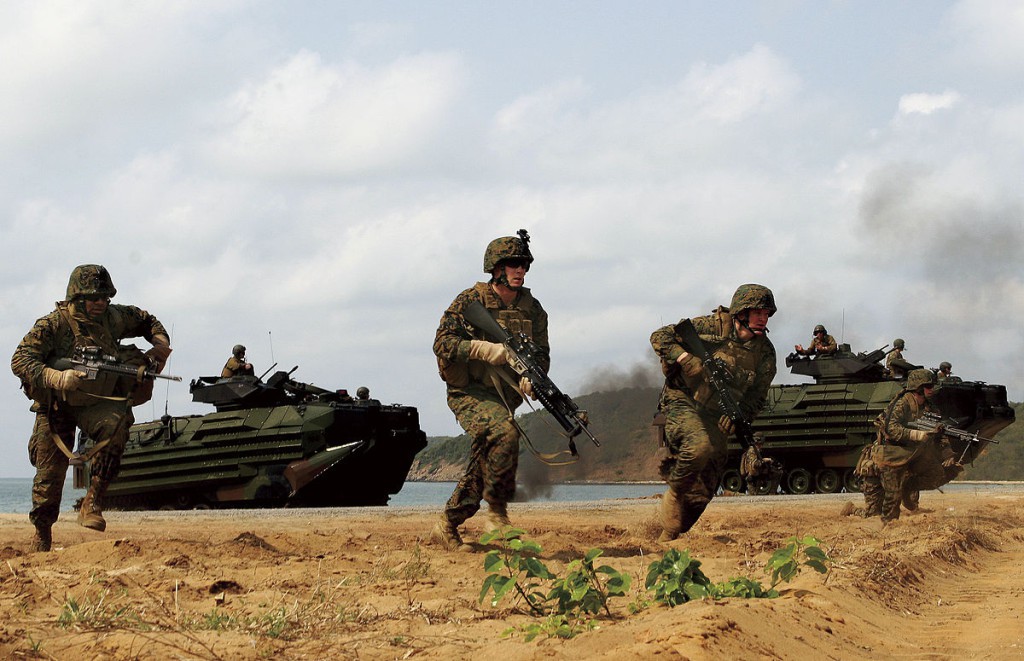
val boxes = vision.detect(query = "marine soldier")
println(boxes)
[873,368,961,522]
[740,434,782,495]
[650,284,777,541]
[885,338,907,379]
[429,233,547,550]
[221,344,254,378]
[11,265,171,551]
[936,361,960,383]
[794,324,837,356]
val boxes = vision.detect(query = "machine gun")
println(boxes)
[53,346,182,383]
[463,300,599,455]
[675,319,756,450]
[908,411,999,464]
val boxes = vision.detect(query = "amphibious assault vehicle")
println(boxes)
[720,345,1016,495]
[73,367,427,509]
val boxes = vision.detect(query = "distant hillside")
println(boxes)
[961,401,1024,480]
[410,389,1023,483]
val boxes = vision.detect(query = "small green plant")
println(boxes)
[479,527,554,615]
[713,576,777,599]
[504,613,597,642]
[547,548,631,618]
[644,549,713,606]
[765,535,831,589]
[479,529,631,640]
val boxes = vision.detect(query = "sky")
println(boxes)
[2,0,1022,478]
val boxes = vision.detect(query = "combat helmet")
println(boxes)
[939,361,952,371]
[66,264,117,301]
[907,368,935,391]
[483,230,533,273]
[232,344,246,358]
[729,284,776,317]
[814,324,827,335]
[893,338,905,350]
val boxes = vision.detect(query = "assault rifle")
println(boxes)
[908,411,998,464]
[463,300,599,455]
[675,319,756,450]
[53,346,182,383]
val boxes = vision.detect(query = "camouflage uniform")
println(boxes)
[11,265,168,550]
[854,442,884,516]
[801,333,837,356]
[650,285,776,538]
[740,443,781,495]
[874,369,959,522]
[221,356,254,378]
[433,265,548,539]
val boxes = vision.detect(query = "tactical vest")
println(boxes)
[690,307,769,414]
[47,302,152,406]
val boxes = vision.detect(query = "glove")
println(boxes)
[908,429,930,442]
[468,340,509,366]
[676,351,703,377]
[145,344,173,373]
[717,415,735,435]
[519,376,535,400]
[42,367,86,392]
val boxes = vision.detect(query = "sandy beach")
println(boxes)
[1,489,1022,660]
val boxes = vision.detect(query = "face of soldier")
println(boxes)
[736,308,771,340]
[82,296,109,318]
[496,259,528,290]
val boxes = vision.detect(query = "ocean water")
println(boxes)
[4,478,1019,514]
[0,478,665,514]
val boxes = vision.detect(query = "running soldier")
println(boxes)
[12,265,171,551]
[429,233,547,550]
[651,284,777,541]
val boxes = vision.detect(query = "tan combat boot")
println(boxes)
[428,515,464,551]
[31,525,52,552]
[484,501,513,533]
[78,476,108,532]
[657,488,683,543]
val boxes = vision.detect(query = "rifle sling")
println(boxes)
[485,366,579,466]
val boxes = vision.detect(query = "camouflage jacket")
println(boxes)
[11,300,168,403]
[221,356,254,378]
[874,390,938,467]
[650,306,776,420]
[885,349,903,371]
[805,334,837,355]
[433,282,549,391]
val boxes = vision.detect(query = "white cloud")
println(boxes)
[203,49,466,178]
[947,0,1024,72]
[898,90,962,115]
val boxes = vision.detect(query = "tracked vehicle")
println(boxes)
[719,345,1015,495]
[73,368,427,509]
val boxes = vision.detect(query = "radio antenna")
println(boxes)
[268,330,275,364]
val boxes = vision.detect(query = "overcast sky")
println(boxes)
[2,1,1022,478]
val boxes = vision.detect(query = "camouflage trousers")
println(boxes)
[28,399,133,529]
[660,396,728,534]
[443,385,520,527]
[879,441,958,522]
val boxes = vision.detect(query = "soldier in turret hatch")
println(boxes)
[794,324,837,357]
[884,338,907,379]
[222,344,254,378]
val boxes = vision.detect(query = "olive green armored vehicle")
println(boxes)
[73,368,427,509]
[719,345,1015,495]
